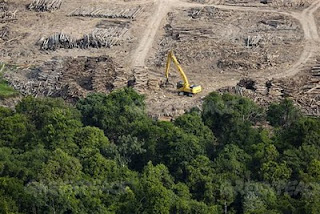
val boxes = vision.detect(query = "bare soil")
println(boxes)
[1,0,320,117]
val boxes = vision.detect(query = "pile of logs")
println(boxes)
[39,27,129,50]
[68,6,143,19]
[0,26,9,40]
[0,10,17,22]
[165,23,217,42]
[187,6,220,19]
[39,32,76,50]
[3,66,63,97]
[270,77,319,116]
[246,35,262,47]
[219,72,320,116]
[266,0,312,8]
[311,65,320,77]
[3,56,127,100]
[78,28,129,48]
[188,0,217,4]
[28,0,62,12]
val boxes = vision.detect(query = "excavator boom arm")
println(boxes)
[165,50,190,87]
[165,52,171,81]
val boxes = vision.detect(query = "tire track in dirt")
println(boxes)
[132,0,320,80]
[270,0,320,78]
[180,0,320,79]
[131,0,173,67]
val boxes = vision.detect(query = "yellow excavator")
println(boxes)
[165,50,202,96]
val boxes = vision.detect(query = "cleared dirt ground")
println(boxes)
[1,0,320,117]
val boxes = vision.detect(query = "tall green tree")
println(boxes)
[278,117,320,149]
[242,182,278,214]
[0,114,30,149]
[259,161,292,184]
[214,144,252,180]
[267,99,301,127]
[202,92,262,148]
[174,112,217,158]
[76,88,146,142]
[39,149,82,182]
[137,162,175,214]
[155,122,205,179]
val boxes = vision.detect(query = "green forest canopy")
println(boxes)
[0,88,319,214]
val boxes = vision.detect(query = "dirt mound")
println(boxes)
[4,56,127,102]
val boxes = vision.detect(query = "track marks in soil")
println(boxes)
[131,0,173,67]
[132,0,320,80]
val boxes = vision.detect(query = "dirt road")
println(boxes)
[132,0,320,79]
[271,0,320,78]
[131,0,173,67]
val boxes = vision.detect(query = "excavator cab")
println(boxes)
[189,84,202,94]
[176,81,201,96]
[166,50,202,96]
[177,81,184,89]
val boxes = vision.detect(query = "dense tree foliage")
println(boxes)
[0,89,319,213]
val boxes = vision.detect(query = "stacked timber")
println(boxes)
[246,35,262,47]
[78,28,129,48]
[267,0,312,8]
[69,6,143,19]
[311,65,320,76]
[39,27,129,50]
[4,67,62,97]
[39,33,77,50]
[3,56,124,100]
[28,0,63,12]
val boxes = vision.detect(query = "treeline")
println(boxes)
[0,88,319,214]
